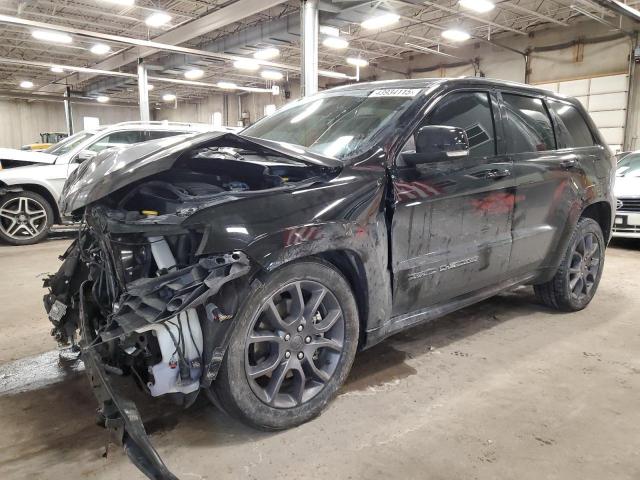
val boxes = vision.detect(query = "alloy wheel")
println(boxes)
[0,196,49,240]
[568,232,601,301]
[245,280,345,409]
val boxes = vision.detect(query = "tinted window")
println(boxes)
[88,131,147,152]
[502,93,555,153]
[146,130,188,141]
[400,92,497,160]
[427,92,497,158]
[548,100,594,148]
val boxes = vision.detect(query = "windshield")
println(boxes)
[45,131,94,155]
[242,88,423,160]
[617,153,640,177]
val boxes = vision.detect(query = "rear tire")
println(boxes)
[534,217,605,312]
[0,191,54,245]
[211,259,359,430]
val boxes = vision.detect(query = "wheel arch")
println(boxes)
[315,250,370,349]
[580,200,612,243]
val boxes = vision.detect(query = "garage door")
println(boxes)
[536,74,629,153]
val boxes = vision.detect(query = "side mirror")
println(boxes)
[404,126,470,166]
[75,150,97,163]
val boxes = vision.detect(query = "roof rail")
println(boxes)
[111,121,210,127]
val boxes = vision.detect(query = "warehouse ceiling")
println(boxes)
[0,0,637,106]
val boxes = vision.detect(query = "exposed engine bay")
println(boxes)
[43,139,334,478]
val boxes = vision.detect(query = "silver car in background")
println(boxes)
[613,152,640,239]
[0,122,217,245]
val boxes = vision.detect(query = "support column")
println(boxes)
[300,0,318,97]
[63,86,73,135]
[137,58,150,122]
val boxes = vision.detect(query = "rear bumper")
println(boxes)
[79,281,179,480]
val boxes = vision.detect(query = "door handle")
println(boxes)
[482,168,511,180]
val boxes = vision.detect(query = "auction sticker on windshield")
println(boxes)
[370,88,422,97]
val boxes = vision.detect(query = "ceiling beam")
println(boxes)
[0,0,289,84]
[590,0,640,21]
[397,0,528,36]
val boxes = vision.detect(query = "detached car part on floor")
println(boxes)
[44,78,615,479]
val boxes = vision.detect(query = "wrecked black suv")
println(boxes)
[44,78,615,478]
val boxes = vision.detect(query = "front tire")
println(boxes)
[0,191,54,245]
[211,259,359,430]
[534,217,605,311]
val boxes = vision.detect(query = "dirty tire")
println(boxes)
[534,217,605,312]
[0,191,54,245]
[211,259,359,430]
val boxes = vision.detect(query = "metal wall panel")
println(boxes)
[589,110,627,128]
[559,79,590,96]
[588,92,627,112]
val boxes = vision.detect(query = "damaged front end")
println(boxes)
[42,132,335,478]
[44,215,250,478]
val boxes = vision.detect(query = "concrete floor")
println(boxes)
[0,237,639,480]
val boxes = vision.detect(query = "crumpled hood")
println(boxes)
[0,148,57,165]
[60,131,340,215]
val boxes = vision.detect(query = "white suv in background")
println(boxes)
[613,151,640,239]
[0,122,214,245]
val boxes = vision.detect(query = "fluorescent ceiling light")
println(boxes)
[96,96,110,103]
[361,13,400,30]
[162,93,176,101]
[253,47,280,60]
[50,66,64,73]
[217,81,238,90]
[103,0,135,5]
[184,68,204,80]
[261,70,283,81]
[19,80,34,89]
[145,12,171,27]
[233,59,260,71]
[322,37,349,49]
[90,43,111,55]
[441,29,471,42]
[320,25,340,37]
[319,70,348,79]
[346,57,368,67]
[32,30,73,44]
[459,0,495,13]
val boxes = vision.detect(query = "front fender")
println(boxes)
[184,164,392,338]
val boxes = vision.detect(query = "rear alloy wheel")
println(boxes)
[212,260,359,430]
[534,217,605,311]
[0,191,53,245]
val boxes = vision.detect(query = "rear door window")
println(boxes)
[501,93,556,153]
[547,100,595,148]
[88,130,147,152]
[146,130,189,141]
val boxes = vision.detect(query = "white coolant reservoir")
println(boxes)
[136,308,204,397]
[137,235,203,396]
